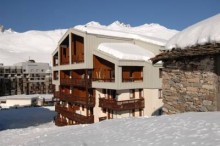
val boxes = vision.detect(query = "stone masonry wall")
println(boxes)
[162,55,219,114]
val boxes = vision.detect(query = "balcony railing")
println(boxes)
[55,116,68,126]
[122,77,143,82]
[54,91,60,98]
[55,105,94,124]
[60,59,69,65]
[59,93,95,107]
[93,78,115,82]
[99,98,145,111]
[72,54,84,63]
[60,78,91,87]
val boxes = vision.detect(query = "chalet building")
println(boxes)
[52,27,165,126]
[0,60,53,96]
[151,14,220,114]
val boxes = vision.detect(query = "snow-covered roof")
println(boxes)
[75,21,178,46]
[5,94,39,100]
[166,14,220,49]
[1,94,53,100]
[97,43,154,62]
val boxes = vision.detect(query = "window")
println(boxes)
[159,68,162,78]
[158,89,162,99]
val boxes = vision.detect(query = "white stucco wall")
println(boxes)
[93,89,107,123]
[143,89,163,116]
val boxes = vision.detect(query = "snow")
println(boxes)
[0,29,67,65]
[0,111,220,146]
[0,21,177,66]
[97,43,155,62]
[166,14,220,49]
[75,21,178,46]
[0,106,55,131]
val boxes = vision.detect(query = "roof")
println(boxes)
[166,14,220,49]
[74,21,178,46]
[5,94,39,100]
[97,43,155,62]
[151,14,220,63]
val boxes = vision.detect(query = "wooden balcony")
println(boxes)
[60,59,69,65]
[60,78,91,87]
[72,54,84,63]
[55,117,68,126]
[59,93,95,107]
[93,78,115,82]
[122,77,143,82]
[54,91,60,98]
[99,98,145,111]
[55,105,94,124]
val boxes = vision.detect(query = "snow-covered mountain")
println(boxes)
[0,21,178,66]
[0,107,219,146]
[75,21,178,46]
[0,26,67,66]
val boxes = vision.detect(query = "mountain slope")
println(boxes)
[0,28,67,65]
[0,21,178,66]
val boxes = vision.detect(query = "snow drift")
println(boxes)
[166,13,220,49]
[0,109,220,146]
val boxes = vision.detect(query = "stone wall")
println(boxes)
[162,55,219,114]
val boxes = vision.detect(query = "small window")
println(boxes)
[159,68,162,78]
[158,89,162,99]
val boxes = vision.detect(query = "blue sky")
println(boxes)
[0,0,220,32]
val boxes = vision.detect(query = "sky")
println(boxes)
[0,0,220,32]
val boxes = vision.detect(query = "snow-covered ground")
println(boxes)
[0,106,55,131]
[0,109,220,146]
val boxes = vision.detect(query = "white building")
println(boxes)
[52,23,175,126]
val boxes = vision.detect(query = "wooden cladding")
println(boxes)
[58,86,95,107]
[60,78,92,87]
[93,56,115,82]
[99,98,144,111]
[60,46,69,65]
[122,66,143,82]
[71,34,84,63]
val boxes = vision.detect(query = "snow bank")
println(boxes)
[0,112,220,146]
[75,21,178,46]
[97,43,155,62]
[166,14,220,49]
